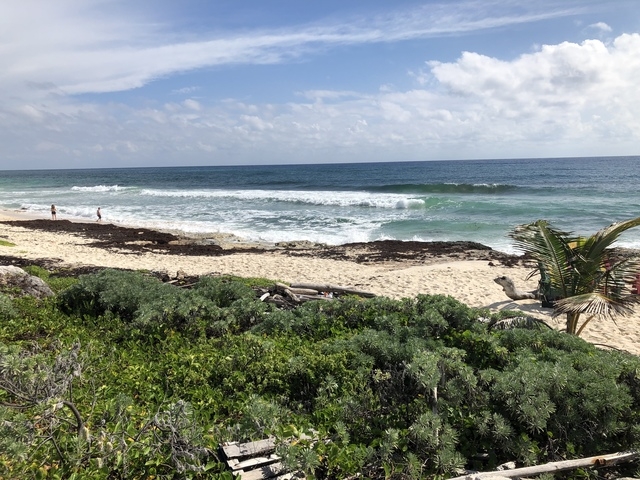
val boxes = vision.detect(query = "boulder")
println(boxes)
[0,266,54,298]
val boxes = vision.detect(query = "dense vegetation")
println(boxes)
[1,268,639,479]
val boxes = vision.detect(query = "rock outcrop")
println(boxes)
[0,266,54,298]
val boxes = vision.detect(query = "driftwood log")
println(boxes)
[493,275,538,301]
[290,282,376,298]
[258,282,376,308]
[447,451,639,480]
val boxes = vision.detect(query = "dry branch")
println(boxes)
[259,281,375,308]
[447,451,639,480]
[290,282,376,298]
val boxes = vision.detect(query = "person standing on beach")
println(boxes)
[51,204,57,220]
[96,207,102,222]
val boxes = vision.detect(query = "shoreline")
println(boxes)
[0,208,267,250]
[1,209,639,356]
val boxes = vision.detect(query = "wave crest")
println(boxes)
[370,183,518,194]
[71,185,123,192]
[140,188,439,209]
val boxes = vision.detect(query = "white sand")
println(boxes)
[1,210,638,356]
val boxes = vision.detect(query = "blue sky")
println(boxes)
[1,0,639,169]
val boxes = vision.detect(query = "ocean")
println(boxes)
[1,156,639,253]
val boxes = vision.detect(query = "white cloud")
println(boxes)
[172,86,201,95]
[589,22,613,32]
[428,34,640,130]
[0,0,590,99]
[239,115,274,131]
[17,105,45,121]
[183,99,202,111]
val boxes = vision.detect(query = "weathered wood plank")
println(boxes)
[230,455,280,471]
[222,438,276,459]
[297,294,335,302]
[237,461,285,480]
[287,287,320,296]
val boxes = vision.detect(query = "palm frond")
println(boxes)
[488,316,553,331]
[580,217,640,261]
[510,220,574,296]
[588,257,640,302]
[607,256,640,284]
[553,292,637,319]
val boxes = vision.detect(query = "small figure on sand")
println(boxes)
[51,204,57,220]
[96,207,102,222]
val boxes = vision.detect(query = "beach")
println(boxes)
[1,209,639,356]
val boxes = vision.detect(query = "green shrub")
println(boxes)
[58,270,275,341]
[21,264,77,293]
[0,294,17,321]
[4,267,640,479]
[58,269,176,321]
[411,294,477,332]
[251,308,297,335]
[22,264,49,279]
[192,276,256,307]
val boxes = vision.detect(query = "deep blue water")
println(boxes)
[1,156,639,252]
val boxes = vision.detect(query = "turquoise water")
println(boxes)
[1,156,639,252]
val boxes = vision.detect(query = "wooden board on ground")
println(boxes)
[220,438,304,479]
[222,438,276,459]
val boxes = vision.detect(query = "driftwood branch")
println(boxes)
[447,451,639,480]
[258,282,376,308]
[290,282,376,298]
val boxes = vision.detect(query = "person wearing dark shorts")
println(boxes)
[51,204,57,220]
[96,207,102,222]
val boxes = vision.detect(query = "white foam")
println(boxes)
[71,185,124,192]
[139,188,428,210]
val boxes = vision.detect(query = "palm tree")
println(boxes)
[509,217,640,335]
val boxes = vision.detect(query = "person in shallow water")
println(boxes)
[50,204,57,220]
[96,207,102,222]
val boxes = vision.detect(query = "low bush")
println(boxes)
[57,270,273,340]
[22,264,78,293]
[58,269,177,321]
[0,293,17,321]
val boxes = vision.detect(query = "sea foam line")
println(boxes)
[71,185,125,192]
[139,188,432,209]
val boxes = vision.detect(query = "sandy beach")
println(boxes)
[1,209,639,356]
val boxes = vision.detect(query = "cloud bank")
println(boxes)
[0,1,638,168]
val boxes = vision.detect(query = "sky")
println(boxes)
[1,0,639,170]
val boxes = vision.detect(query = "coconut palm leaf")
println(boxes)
[580,217,640,261]
[606,257,640,284]
[488,315,553,331]
[569,219,640,292]
[553,292,637,319]
[509,220,574,297]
